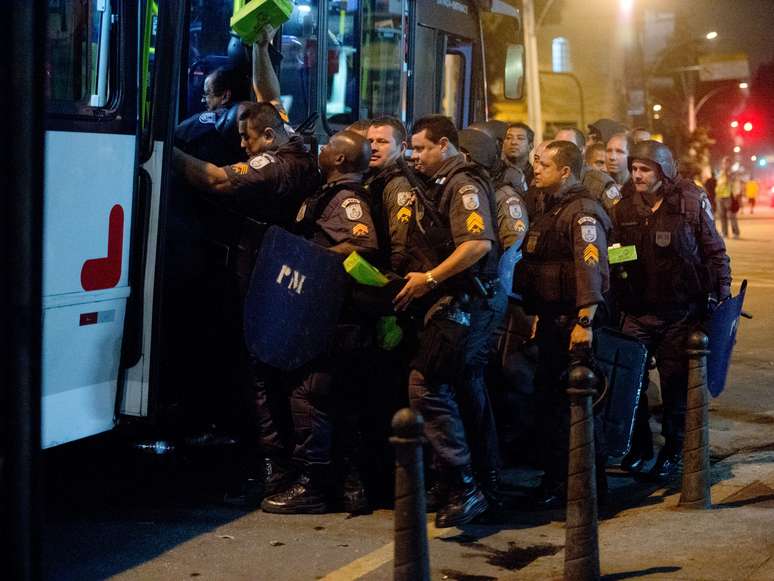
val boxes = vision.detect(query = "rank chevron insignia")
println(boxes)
[352,223,369,237]
[466,211,484,234]
[583,243,599,265]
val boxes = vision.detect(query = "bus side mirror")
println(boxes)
[504,44,524,100]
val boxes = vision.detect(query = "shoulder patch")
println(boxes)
[198,111,217,124]
[466,211,485,233]
[342,197,364,221]
[581,224,597,243]
[397,191,413,207]
[606,183,622,200]
[231,163,248,175]
[249,154,275,171]
[578,216,597,225]
[506,196,523,219]
[462,191,481,211]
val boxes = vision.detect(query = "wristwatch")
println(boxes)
[425,271,439,289]
[576,315,593,328]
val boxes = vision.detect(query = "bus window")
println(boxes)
[504,44,525,99]
[46,0,115,114]
[279,1,319,127]
[325,0,360,129]
[185,1,240,118]
[441,40,472,128]
[360,0,406,120]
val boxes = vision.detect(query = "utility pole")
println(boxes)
[523,0,544,143]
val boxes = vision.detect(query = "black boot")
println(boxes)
[336,461,370,513]
[261,473,329,514]
[476,469,506,523]
[639,449,682,482]
[435,466,489,528]
[263,457,295,497]
[425,479,448,513]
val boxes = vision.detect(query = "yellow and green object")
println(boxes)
[608,244,637,265]
[343,252,390,287]
[231,0,294,44]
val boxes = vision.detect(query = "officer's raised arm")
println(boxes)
[173,147,233,193]
[252,26,283,110]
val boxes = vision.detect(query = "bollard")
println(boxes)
[679,331,712,509]
[390,408,430,581]
[564,366,600,581]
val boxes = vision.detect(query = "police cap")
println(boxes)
[628,140,677,180]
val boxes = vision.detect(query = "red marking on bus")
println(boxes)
[79,312,98,326]
[81,204,124,291]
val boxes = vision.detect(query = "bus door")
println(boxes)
[120,0,187,423]
[411,0,479,127]
[42,0,139,447]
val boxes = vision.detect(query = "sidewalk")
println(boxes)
[419,450,774,580]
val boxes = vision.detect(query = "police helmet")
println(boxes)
[468,120,509,148]
[628,140,677,180]
[588,118,628,144]
[459,128,498,170]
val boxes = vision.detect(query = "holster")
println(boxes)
[411,298,471,383]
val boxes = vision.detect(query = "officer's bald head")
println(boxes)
[320,130,371,178]
[333,131,371,173]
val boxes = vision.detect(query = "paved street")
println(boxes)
[42,208,774,581]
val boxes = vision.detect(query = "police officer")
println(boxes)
[586,142,607,172]
[556,127,622,211]
[587,118,628,148]
[261,131,379,514]
[514,140,612,506]
[393,115,500,527]
[610,140,731,480]
[606,132,633,187]
[365,116,413,272]
[502,122,535,186]
[173,102,320,497]
[459,128,528,251]
[175,67,249,167]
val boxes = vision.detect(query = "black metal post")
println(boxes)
[564,366,600,581]
[1,3,46,580]
[390,408,430,581]
[679,331,712,509]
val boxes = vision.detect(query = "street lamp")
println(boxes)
[730,120,739,128]
[705,31,718,40]
[739,82,749,89]
[743,122,753,132]
[653,104,662,112]
[751,155,757,162]
[733,146,741,153]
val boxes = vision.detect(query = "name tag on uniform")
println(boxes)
[608,245,637,264]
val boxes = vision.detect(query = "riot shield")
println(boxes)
[706,280,747,398]
[594,327,649,457]
[243,226,349,370]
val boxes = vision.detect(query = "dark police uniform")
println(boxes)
[495,184,529,250]
[215,135,319,473]
[610,178,731,466]
[514,183,611,492]
[365,164,413,272]
[175,105,245,167]
[404,155,501,478]
[286,174,378,475]
[582,166,622,212]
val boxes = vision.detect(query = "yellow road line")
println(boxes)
[319,519,450,580]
